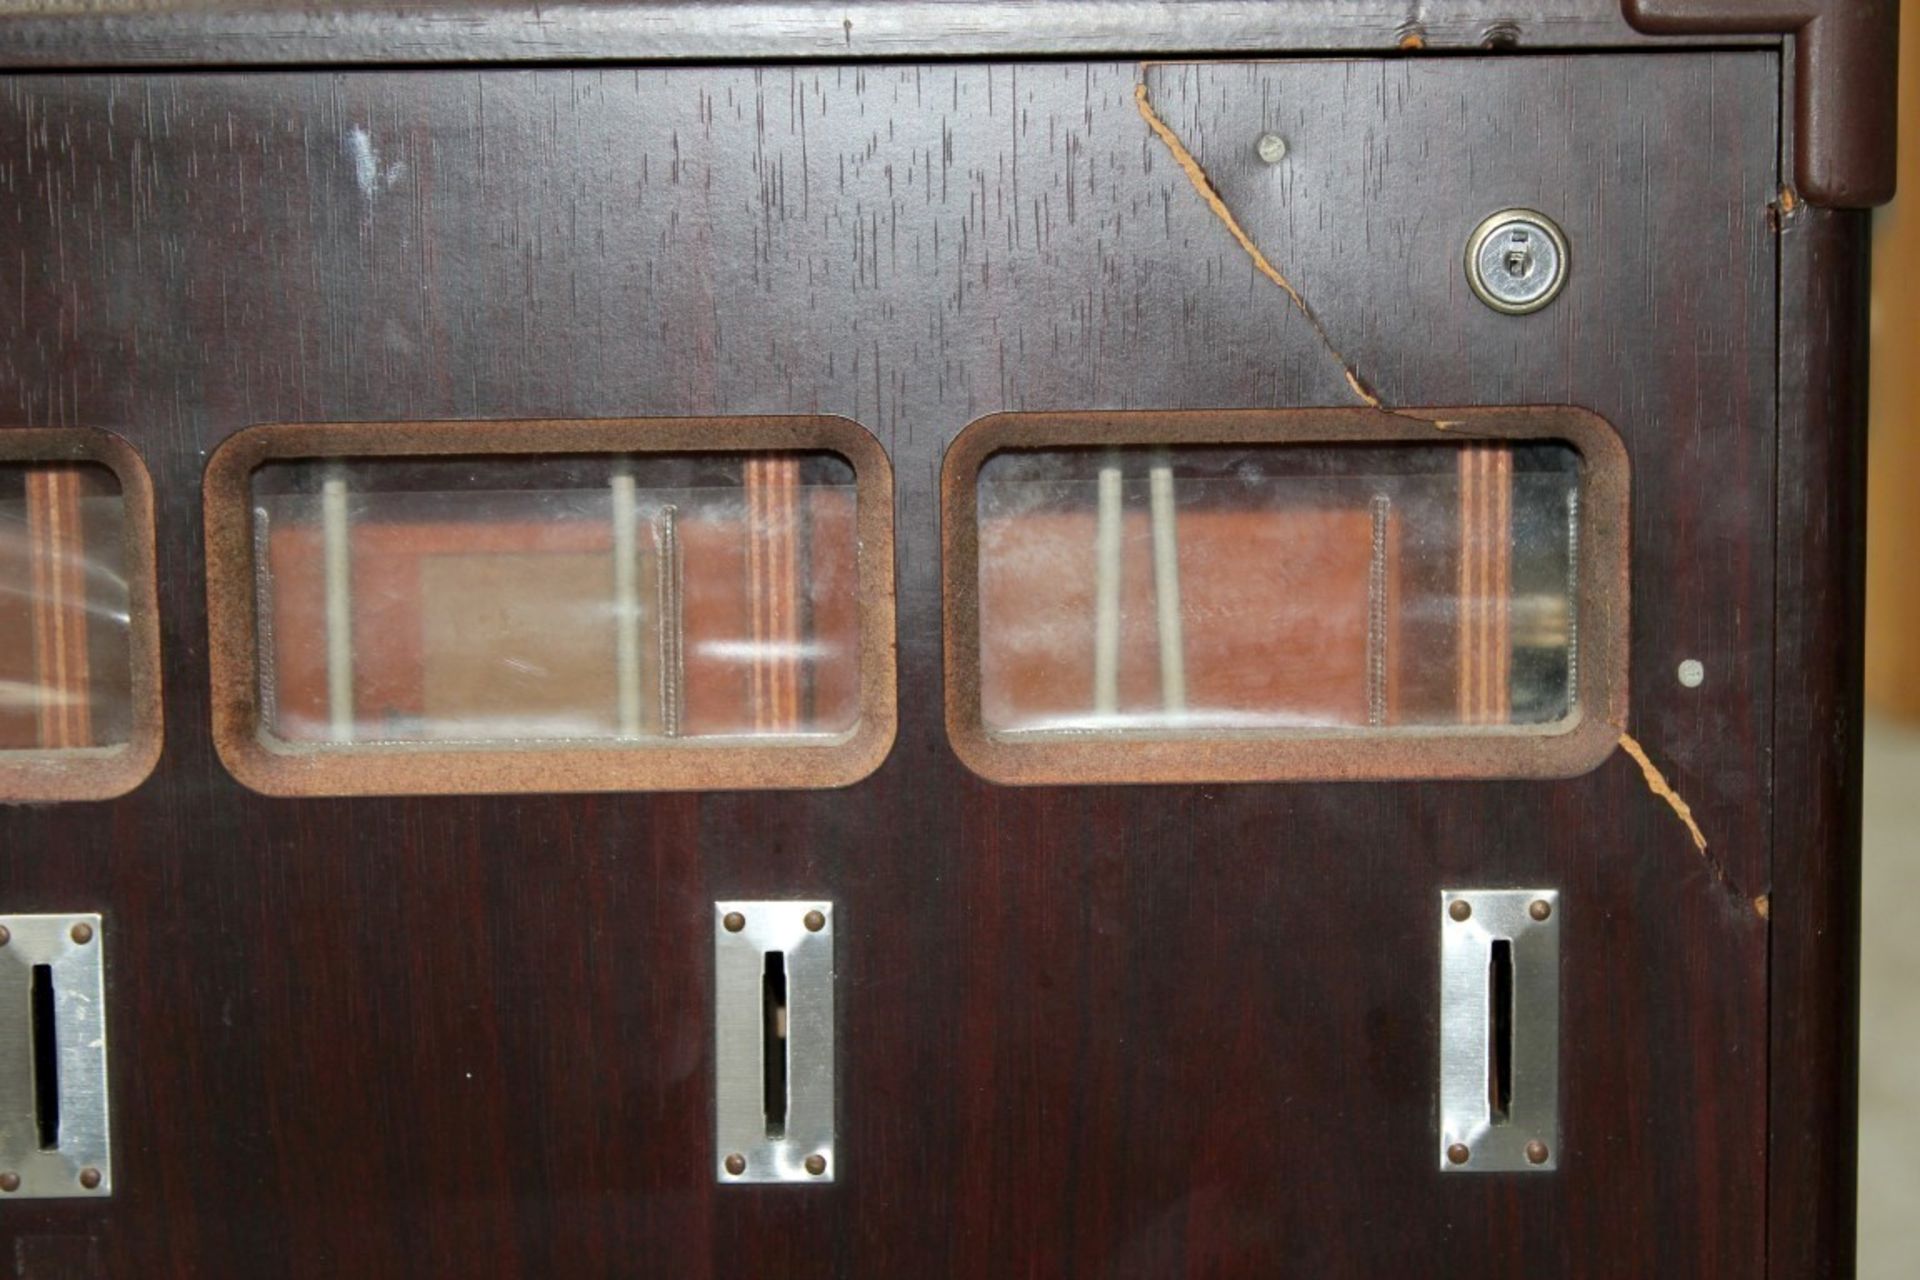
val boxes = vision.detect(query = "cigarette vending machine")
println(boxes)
[0,2,1897,1276]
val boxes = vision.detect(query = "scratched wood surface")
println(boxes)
[0,55,1782,1277]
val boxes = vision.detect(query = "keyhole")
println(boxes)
[1504,232,1535,279]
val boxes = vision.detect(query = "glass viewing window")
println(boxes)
[205,419,896,796]
[0,430,162,802]
[1,463,133,752]
[251,453,859,745]
[977,442,1579,733]
[943,410,1628,785]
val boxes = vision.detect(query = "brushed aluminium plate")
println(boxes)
[0,914,111,1198]
[714,900,834,1184]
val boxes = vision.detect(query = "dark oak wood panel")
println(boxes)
[0,53,1784,1277]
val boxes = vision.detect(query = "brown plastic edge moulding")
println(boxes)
[0,427,165,803]
[1624,0,1900,208]
[941,406,1631,788]
[202,415,898,798]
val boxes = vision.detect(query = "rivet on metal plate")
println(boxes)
[1439,890,1559,1173]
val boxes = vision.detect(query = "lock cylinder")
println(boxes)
[1466,209,1571,315]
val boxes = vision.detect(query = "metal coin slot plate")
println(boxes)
[1439,890,1559,1172]
[0,914,110,1198]
[714,901,834,1184]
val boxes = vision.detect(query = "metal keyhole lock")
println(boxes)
[1466,209,1570,315]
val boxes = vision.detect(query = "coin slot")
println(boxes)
[1489,939,1514,1124]
[763,950,788,1139]
[30,964,58,1151]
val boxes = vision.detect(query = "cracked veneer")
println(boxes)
[1136,78,1755,916]
[1134,82,1385,409]
[1133,81,1467,426]
[1618,730,1764,919]
[1616,731,1711,854]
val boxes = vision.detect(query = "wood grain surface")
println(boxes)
[0,52,1795,1277]
[1769,201,1872,1280]
[0,1,1764,69]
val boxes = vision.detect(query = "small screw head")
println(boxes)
[804,910,826,933]
[1678,659,1705,689]
[804,1154,828,1177]
[1448,900,1472,922]
[1255,133,1289,165]
[1446,1144,1471,1166]
[722,912,745,933]
[78,1167,102,1190]
[0,1173,19,1193]
[723,1153,746,1176]
[0,925,10,947]
[1529,900,1553,922]
[70,922,93,945]
[1525,1140,1550,1165]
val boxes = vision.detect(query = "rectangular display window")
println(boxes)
[944,409,1627,785]
[1,463,132,750]
[0,430,163,801]
[205,419,895,796]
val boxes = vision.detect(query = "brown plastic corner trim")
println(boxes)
[203,416,897,798]
[0,427,164,803]
[1624,0,1899,207]
[941,406,1631,788]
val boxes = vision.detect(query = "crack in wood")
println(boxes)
[1617,730,1710,853]
[1136,75,1756,921]
[1133,82,1383,406]
[1617,730,1763,919]
[1134,80,1458,432]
